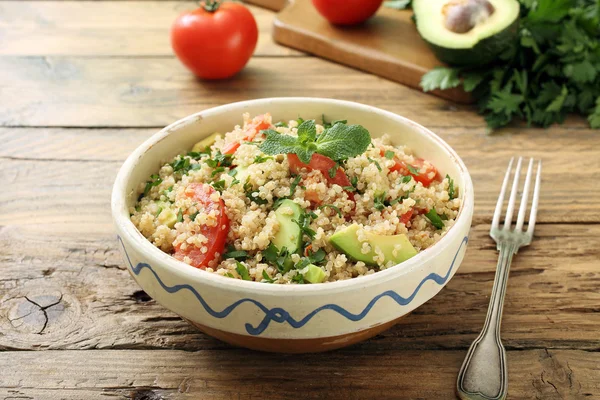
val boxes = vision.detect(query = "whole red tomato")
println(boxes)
[171,1,258,79]
[312,0,384,25]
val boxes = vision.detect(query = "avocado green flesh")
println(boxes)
[156,202,177,228]
[272,199,303,254]
[191,132,219,152]
[304,264,327,284]
[413,0,520,66]
[329,224,418,267]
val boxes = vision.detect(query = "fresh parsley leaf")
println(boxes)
[261,270,275,283]
[384,150,395,159]
[446,174,456,199]
[328,162,339,178]
[589,97,600,129]
[189,211,199,221]
[253,155,273,164]
[425,209,445,229]
[374,192,387,211]
[224,272,234,278]
[212,180,226,192]
[342,185,356,192]
[367,157,382,172]
[406,164,420,175]
[315,123,371,161]
[235,262,251,281]
[400,175,412,183]
[274,121,288,128]
[319,204,343,218]
[228,168,238,177]
[176,208,183,223]
[350,176,358,188]
[292,273,305,284]
[142,174,162,197]
[223,249,248,261]
[420,67,461,92]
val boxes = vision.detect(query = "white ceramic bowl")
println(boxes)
[112,98,474,353]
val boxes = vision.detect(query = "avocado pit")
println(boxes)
[443,0,496,34]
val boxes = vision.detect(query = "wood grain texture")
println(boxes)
[245,0,287,11]
[0,56,489,128]
[273,0,472,103]
[0,1,301,57]
[0,349,598,399]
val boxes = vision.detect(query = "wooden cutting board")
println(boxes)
[272,0,472,103]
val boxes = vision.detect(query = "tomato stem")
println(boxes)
[202,0,221,12]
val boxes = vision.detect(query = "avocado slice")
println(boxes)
[272,199,303,254]
[304,264,327,284]
[413,0,520,66]
[330,224,417,267]
[156,203,177,228]
[192,132,219,153]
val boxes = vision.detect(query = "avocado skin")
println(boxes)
[425,19,519,66]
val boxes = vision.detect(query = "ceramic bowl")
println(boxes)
[111,98,474,353]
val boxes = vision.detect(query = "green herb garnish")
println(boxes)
[368,157,382,172]
[274,121,288,128]
[189,211,199,222]
[224,272,234,278]
[176,208,183,223]
[292,273,305,284]
[401,175,412,183]
[261,270,275,283]
[384,150,395,159]
[211,166,225,176]
[253,155,273,164]
[294,210,317,240]
[319,204,343,218]
[328,162,339,178]
[212,180,226,192]
[406,164,420,175]
[235,262,251,281]
[223,249,249,261]
[143,174,162,197]
[425,209,445,229]
[322,114,348,129]
[155,207,163,217]
[420,0,600,129]
[374,192,387,211]
[259,119,371,163]
[446,174,456,199]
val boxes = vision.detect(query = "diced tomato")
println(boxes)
[389,157,439,188]
[223,114,272,155]
[287,153,352,187]
[400,209,413,225]
[173,183,229,269]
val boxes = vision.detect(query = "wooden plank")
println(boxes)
[1,207,599,352]
[245,0,287,11]
[0,1,300,57]
[1,56,591,129]
[1,126,598,223]
[0,349,598,399]
[273,0,472,103]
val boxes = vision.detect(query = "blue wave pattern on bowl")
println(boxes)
[118,236,468,335]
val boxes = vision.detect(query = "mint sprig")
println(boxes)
[259,120,371,163]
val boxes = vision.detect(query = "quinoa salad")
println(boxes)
[130,113,461,284]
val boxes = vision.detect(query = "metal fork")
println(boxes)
[457,157,542,400]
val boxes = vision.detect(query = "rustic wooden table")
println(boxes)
[1,1,599,399]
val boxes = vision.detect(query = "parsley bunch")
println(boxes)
[421,0,600,129]
[259,120,371,163]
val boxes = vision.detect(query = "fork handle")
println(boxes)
[456,242,518,400]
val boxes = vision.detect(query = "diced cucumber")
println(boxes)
[272,199,303,254]
[304,264,326,284]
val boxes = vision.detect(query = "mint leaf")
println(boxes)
[315,123,370,161]
[420,67,460,92]
[297,120,317,144]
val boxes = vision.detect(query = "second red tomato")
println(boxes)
[312,0,384,25]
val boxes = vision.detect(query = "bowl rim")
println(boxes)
[112,97,474,294]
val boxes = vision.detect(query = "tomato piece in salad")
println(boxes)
[223,113,271,155]
[386,153,439,187]
[287,153,352,187]
[173,183,229,269]
[400,209,413,226]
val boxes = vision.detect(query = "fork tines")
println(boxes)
[492,157,542,235]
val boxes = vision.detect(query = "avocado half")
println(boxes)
[413,0,520,66]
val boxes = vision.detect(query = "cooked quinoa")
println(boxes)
[130,113,461,284]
